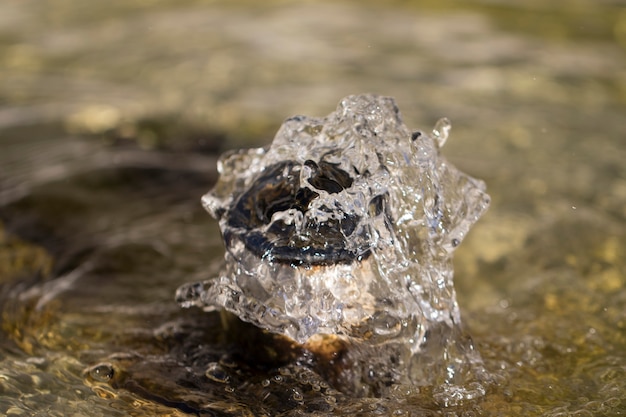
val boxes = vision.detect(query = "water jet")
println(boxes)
[177,94,490,398]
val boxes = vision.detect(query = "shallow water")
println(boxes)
[1,1,625,416]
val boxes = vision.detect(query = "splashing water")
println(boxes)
[176,94,490,397]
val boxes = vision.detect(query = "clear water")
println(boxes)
[1,1,625,416]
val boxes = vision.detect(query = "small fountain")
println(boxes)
[176,94,490,398]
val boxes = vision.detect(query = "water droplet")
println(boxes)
[432,117,451,148]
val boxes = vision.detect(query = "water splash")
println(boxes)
[176,94,490,396]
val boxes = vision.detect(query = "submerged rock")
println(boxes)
[176,94,490,396]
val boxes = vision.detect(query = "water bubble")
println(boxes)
[87,363,115,382]
[297,370,312,384]
[205,362,230,383]
[292,388,304,402]
[218,355,238,369]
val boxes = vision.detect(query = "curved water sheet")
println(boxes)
[177,94,490,397]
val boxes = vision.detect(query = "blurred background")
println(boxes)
[0,0,625,416]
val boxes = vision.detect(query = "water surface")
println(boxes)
[0,1,625,415]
